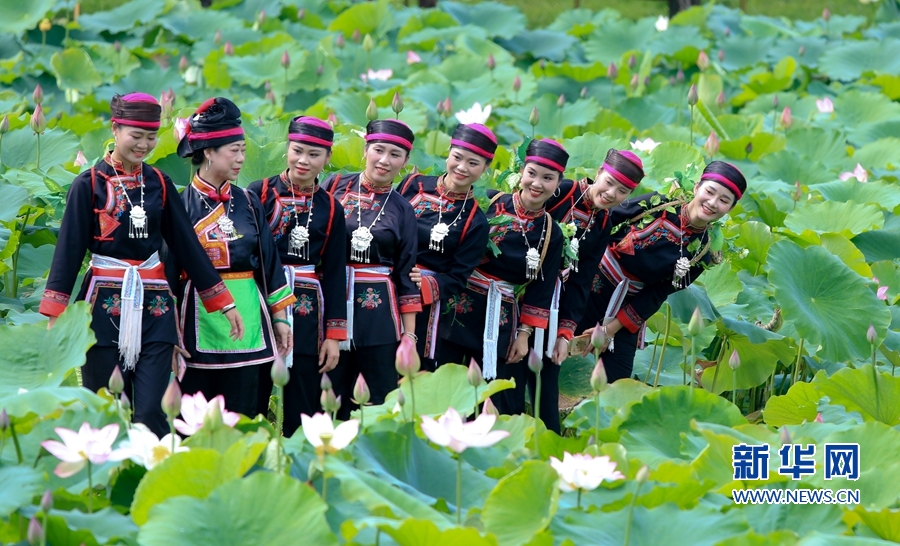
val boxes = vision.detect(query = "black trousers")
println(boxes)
[439,339,532,418]
[82,342,173,438]
[180,364,261,419]
[331,342,399,421]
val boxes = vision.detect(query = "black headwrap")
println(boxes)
[525,139,569,173]
[176,97,245,158]
[701,161,747,200]
[288,116,334,149]
[450,123,497,161]
[365,119,415,153]
[110,93,161,130]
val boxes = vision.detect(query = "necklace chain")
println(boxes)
[284,171,315,259]
[513,191,546,281]
[112,163,147,239]
[673,206,708,288]
[195,176,239,242]
[429,175,470,252]
[350,174,392,263]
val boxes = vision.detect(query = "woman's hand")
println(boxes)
[409,267,423,290]
[551,337,568,365]
[506,331,530,363]
[273,321,292,356]
[318,339,340,373]
[172,346,191,376]
[47,316,58,330]
[225,308,244,341]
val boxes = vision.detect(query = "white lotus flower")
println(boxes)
[630,138,659,153]
[420,407,509,453]
[816,97,834,113]
[117,423,188,470]
[839,163,868,183]
[655,16,669,32]
[301,413,359,454]
[455,102,492,125]
[360,68,393,82]
[41,422,129,478]
[549,452,625,493]
[174,392,240,436]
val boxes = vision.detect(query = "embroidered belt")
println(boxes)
[467,269,516,380]
[418,267,440,359]
[601,249,645,294]
[284,265,322,368]
[340,264,392,351]
[89,252,165,370]
[219,271,254,280]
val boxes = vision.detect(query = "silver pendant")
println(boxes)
[217,215,238,241]
[672,256,691,288]
[129,205,148,239]
[525,247,540,281]
[351,226,374,263]
[569,237,580,272]
[429,222,450,252]
[288,225,310,259]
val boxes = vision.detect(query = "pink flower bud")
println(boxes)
[406,50,421,65]
[214,29,222,47]
[687,84,699,106]
[793,181,802,202]
[513,75,521,92]
[353,373,370,405]
[40,490,53,512]
[258,10,266,24]
[281,50,290,69]
[780,426,791,444]
[336,34,345,49]
[265,80,272,91]
[224,42,234,56]
[366,98,378,121]
[486,54,496,70]
[717,49,724,62]
[676,67,685,84]
[669,76,676,86]
[352,29,361,42]
[395,336,420,377]
[557,93,565,107]
[30,104,46,134]
[772,95,779,108]
[697,50,710,70]
[33,84,43,105]
[539,59,546,71]
[108,365,125,394]
[716,90,726,107]
[481,397,499,416]
[297,8,305,19]
[28,517,43,545]
[580,86,588,99]
[729,349,741,370]
[271,354,289,388]
[529,106,539,126]
[442,97,453,117]
[724,27,731,37]
[607,62,618,80]
[590,358,607,391]
[814,413,824,423]
[74,150,87,167]
[327,112,338,126]
[178,55,189,72]
[630,74,639,90]
[867,324,877,345]
[121,392,131,411]
[590,322,605,350]
[397,389,406,407]
[688,306,703,336]
[114,40,122,53]
[635,465,649,483]
[320,372,332,391]
[316,65,323,76]
[628,54,636,69]
[781,106,792,129]
[266,91,276,105]
[468,358,483,387]
[161,377,182,417]
[391,92,404,114]
[0,409,8,431]
[799,45,806,56]
[704,130,719,156]
[822,7,831,21]
[527,349,543,374]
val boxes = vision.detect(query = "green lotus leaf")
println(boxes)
[328,0,393,37]
[50,49,103,93]
[583,18,656,64]
[853,224,900,263]
[329,132,365,172]
[648,25,709,64]
[378,519,498,546]
[769,36,828,69]
[0,466,41,518]
[616,97,678,130]
[743,496,847,537]
[851,506,900,543]
[785,127,848,168]
[499,29,577,62]
[763,381,822,426]
[138,471,336,546]
[849,119,900,147]
[811,366,900,426]
[43,508,139,546]
[560,132,628,173]
[222,45,308,97]
[157,5,246,39]
[202,49,233,90]
[644,141,704,183]
[237,139,284,187]
[835,90,900,127]
[853,137,900,171]
[532,61,608,83]
[719,35,775,71]
[440,1,526,38]
[719,133,786,162]
[784,201,883,237]
[0,183,29,223]
[818,232,873,278]
[695,264,742,309]
[397,10,459,50]
[0,0,55,35]
[869,73,900,100]
[766,239,892,362]
[496,95,599,139]
[871,261,900,303]
[757,151,833,186]
[735,221,776,270]
[700,321,795,394]
[819,39,900,81]
[716,113,760,141]
[482,461,559,546]
[85,43,141,81]
[78,0,166,34]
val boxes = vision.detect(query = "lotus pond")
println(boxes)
[1,0,900,544]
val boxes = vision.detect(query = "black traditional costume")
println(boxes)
[40,93,234,436]
[248,116,347,435]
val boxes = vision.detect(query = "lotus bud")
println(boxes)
[607,62,618,80]
[161,378,182,418]
[366,98,378,121]
[580,86,588,99]
[557,94,565,108]
[297,8,305,19]
[27,517,42,546]
[39,18,52,32]
[74,150,87,168]
[729,349,740,370]
[591,322,607,350]
[793,181,802,202]
[328,112,338,126]
[867,324,877,345]
[772,95,779,108]
[395,336,420,377]
[316,65,324,76]
[781,106,792,129]
[204,399,224,430]
[628,53,636,69]
[724,27,731,37]
[30,104,46,134]
[0,115,8,135]
[717,49,725,62]
[513,75,521,92]
[108,365,125,395]
[527,349,543,374]
[397,389,406,407]
[468,358,483,387]
[442,97,453,117]
[529,106,539,126]
[266,91,276,105]
[257,9,266,25]
[676,67,685,84]
[271,355,289,388]
[336,34,345,49]
[33,84,43,105]
[391,92,404,114]
[539,59,546,71]
[814,413,824,423]
[319,388,328,410]
[590,358,608,392]
[481,397,500,416]
[281,50,290,69]
[704,131,719,156]
[798,45,806,56]
[669,76,676,86]
[265,80,272,91]
[160,95,173,120]
[353,373,370,405]
[635,465,649,483]
[630,74,639,91]
[822,7,830,21]
[224,41,234,56]
[333,395,342,414]
[352,29,361,42]
[114,40,122,53]
[120,392,131,411]
[688,306,703,337]
[214,29,222,46]
[0,409,8,432]
[40,490,53,512]
[325,388,341,414]
[745,141,753,154]
[362,33,374,52]
[486,54,496,71]
[716,90,726,107]
[780,426,791,445]
[320,372,332,391]
[697,50,710,70]
[687,84,698,106]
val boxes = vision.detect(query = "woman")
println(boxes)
[248,116,347,436]
[398,123,494,370]
[579,160,747,383]
[174,97,294,418]
[40,93,242,437]
[321,119,421,419]
[440,139,565,416]
[531,148,643,433]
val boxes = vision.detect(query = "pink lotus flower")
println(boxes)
[74,150,88,168]
[877,286,889,300]
[173,117,189,141]
[301,412,359,454]
[420,407,509,453]
[549,452,625,493]
[360,68,392,83]
[41,422,129,478]
[839,163,867,183]
[407,50,422,64]
[816,97,834,113]
[174,392,239,436]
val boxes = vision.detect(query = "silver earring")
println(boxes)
[553,186,561,197]
[282,153,286,159]
[206,160,211,171]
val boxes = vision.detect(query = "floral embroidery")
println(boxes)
[592,274,603,294]
[489,218,535,245]
[146,295,169,317]
[295,294,314,316]
[342,196,381,217]
[499,306,509,326]
[413,198,454,218]
[275,199,310,240]
[103,294,122,316]
[631,226,681,251]
[445,293,474,315]
[356,288,382,309]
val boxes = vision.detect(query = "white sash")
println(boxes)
[340,265,392,351]
[469,270,515,380]
[283,265,321,368]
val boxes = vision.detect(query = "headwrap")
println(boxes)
[450,123,497,161]
[525,138,569,174]
[288,116,333,149]
[110,93,161,130]
[365,119,415,153]
[700,161,746,200]
[602,149,643,189]
[176,97,245,158]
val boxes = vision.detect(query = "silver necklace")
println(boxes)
[112,164,147,239]
[566,182,598,272]
[673,207,707,289]
[429,176,470,253]
[350,174,392,263]
[513,192,546,281]
[195,179,239,242]
[284,171,315,259]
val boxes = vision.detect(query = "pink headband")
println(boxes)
[526,155,565,173]
[451,139,494,160]
[188,127,245,141]
[617,150,643,169]
[602,163,638,189]
[701,172,743,199]
[294,116,332,130]
[288,134,333,147]
[121,92,159,104]
[366,132,412,151]
[112,118,160,129]
[466,123,497,144]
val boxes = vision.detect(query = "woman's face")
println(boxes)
[205,140,246,182]
[519,162,562,210]
[112,124,158,167]
[590,169,633,210]
[364,142,408,185]
[287,142,330,186]
[687,180,736,225]
[445,147,489,188]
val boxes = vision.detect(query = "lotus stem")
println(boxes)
[409,375,416,418]
[732,368,738,408]
[321,453,328,504]
[473,384,479,416]
[41,510,47,546]
[533,373,542,459]
[609,86,614,111]
[10,210,30,299]
[87,460,93,513]
[653,306,671,387]
[359,404,364,429]
[36,134,41,170]
[689,105,694,145]
[169,416,176,455]
[11,421,23,464]
[644,331,660,383]
[577,489,582,509]
[456,455,463,525]
[871,348,880,421]
[594,390,601,444]
[790,339,804,387]
[623,479,645,546]
[275,384,284,473]
[710,341,725,394]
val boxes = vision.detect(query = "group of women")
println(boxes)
[40,93,746,436]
